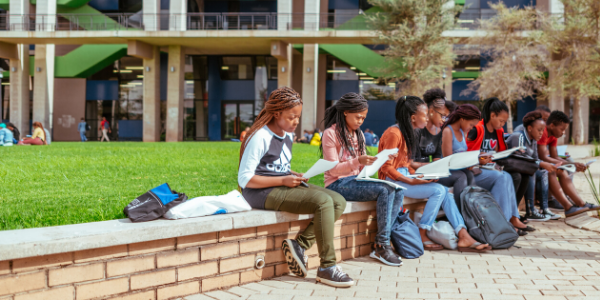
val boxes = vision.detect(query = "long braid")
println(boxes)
[441,104,481,130]
[395,95,425,158]
[319,92,368,158]
[239,87,303,164]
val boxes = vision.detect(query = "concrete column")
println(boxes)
[317,53,326,131]
[32,44,55,129]
[301,44,319,132]
[36,0,57,31]
[9,44,30,134]
[143,0,161,31]
[169,0,187,31]
[166,46,185,142]
[271,41,291,87]
[573,96,588,144]
[277,0,292,30]
[304,0,320,30]
[9,0,30,31]
[143,46,161,142]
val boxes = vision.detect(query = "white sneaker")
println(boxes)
[543,208,561,220]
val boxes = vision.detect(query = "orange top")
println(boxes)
[378,125,414,181]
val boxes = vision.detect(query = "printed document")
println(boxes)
[355,148,406,190]
[303,159,339,179]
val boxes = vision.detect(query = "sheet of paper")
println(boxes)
[556,145,568,157]
[558,164,576,173]
[406,173,451,180]
[302,159,339,179]
[448,151,480,170]
[586,159,597,166]
[357,148,399,178]
[491,147,525,160]
[356,177,407,190]
[415,156,451,175]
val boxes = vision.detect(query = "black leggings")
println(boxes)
[437,169,474,209]
[508,171,531,210]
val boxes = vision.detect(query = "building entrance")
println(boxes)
[221,101,255,140]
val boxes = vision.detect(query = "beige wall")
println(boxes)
[53,78,86,141]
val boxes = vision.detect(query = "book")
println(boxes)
[490,146,526,160]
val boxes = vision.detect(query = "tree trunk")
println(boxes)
[573,96,585,145]
[506,101,513,133]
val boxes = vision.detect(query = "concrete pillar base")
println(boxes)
[301,44,318,133]
[143,46,161,142]
[32,44,55,130]
[9,44,31,134]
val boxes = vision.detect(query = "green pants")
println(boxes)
[265,183,346,268]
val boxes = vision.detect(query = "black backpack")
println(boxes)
[460,186,519,249]
[124,183,187,222]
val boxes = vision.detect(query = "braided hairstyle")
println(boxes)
[395,95,426,158]
[441,104,481,130]
[319,92,369,158]
[481,97,508,125]
[239,87,303,163]
[422,88,446,109]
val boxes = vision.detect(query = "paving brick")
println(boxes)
[257,223,290,236]
[129,238,176,256]
[12,252,73,273]
[76,277,129,300]
[178,261,219,281]
[131,269,176,290]
[106,290,156,300]
[201,242,239,261]
[0,272,46,296]
[157,248,199,268]
[157,281,200,300]
[219,228,257,242]
[107,255,155,277]
[49,263,104,286]
[177,232,218,249]
[240,266,276,284]
[240,237,274,254]
[74,245,128,263]
[14,286,74,300]
[202,273,240,292]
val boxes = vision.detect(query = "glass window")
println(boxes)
[220,56,255,80]
[184,55,210,140]
[265,56,278,80]
[326,56,359,80]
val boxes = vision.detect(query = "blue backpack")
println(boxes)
[390,212,424,259]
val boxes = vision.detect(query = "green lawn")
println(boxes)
[0,142,326,231]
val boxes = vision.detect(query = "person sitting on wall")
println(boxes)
[0,123,14,146]
[18,122,47,146]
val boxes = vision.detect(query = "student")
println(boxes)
[78,118,88,142]
[412,88,473,207]
[18,122,47,145]
[0,123,14,146]
[99,117,111,142]
[466,97,532,235]
[537,110,597,215]
[6,123,20,143]
[309,129,321,146]
[321,93,403,266]
[506,112,563,220]
[238,87,353,287]
[363,129,374,146]
[379,95,489,252]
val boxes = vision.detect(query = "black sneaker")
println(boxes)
[370,244,403,267]
[316,265,354,288]
[282,239,307,278]
[548,198,564,210]
[524,211,550,222]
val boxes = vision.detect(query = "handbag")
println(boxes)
[426,221,458,250]
[124,183,187,222]
[390,212,424,259]
[496,152,538,175]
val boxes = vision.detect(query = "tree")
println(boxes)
[367,0,460,96]
[541,0,600,144]
[462,3,547,133]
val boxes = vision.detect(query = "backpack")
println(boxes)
[124,183,187,222]
[460,186,518,249]
[390,212,424,259]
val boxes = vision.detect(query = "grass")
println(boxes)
[0,142,326,231]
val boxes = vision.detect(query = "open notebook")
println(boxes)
[412,151,481,179]
[355,148,406,190]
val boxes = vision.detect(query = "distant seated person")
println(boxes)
[0,123,14,146]
[309,129,321,146]
[18,122,47,146]
[6,123,20,144]
[364,129,374,146]
[240,127,250,143]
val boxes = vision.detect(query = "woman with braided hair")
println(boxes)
[238,87,353,288]
[320,92,404,267]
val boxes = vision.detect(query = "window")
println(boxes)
[220,56,254,80]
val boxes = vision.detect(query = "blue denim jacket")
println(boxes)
[0,128,14,144]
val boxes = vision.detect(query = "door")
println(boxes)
[222,101,255,140]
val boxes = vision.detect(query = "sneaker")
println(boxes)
[583,203,600,211]
[369,245,403,267]
[547,198,564,210]
[316,265,354,288]
[564,206,590,218]
[524,211,551,222]
[543,208,562,220]
[282,239,308,278]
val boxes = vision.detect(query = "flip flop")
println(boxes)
[516,228,528,236]
[516,225,535,232]
[423,240,444,251]
[457,242,492,253]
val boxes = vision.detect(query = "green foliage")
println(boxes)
[591,139,600,157]
[0,142,324,230]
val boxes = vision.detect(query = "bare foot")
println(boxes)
[456,229,489,250]
[510,216,527,229]
[419,228,443,250]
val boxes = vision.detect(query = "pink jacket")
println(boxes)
[322,124,365,187]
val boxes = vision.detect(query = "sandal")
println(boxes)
[516,228,528,236]
[423,240,443,251]
[458,242,492,253]
[516,225,535,232]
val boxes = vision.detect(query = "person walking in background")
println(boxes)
[0,123,14,146]
[18,122,46,145]
[99,117,111,142]
[78,118,88,142]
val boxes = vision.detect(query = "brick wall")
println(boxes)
[0,210,377,300]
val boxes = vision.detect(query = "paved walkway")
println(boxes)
[185,159,600,300]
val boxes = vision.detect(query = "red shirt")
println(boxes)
[538,127,557,147]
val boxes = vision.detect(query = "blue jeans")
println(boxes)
[386,168,466,235]
[327,175,404,246]
[79,131,87,142]
[525,169,549,212]
[474,169,520,221]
